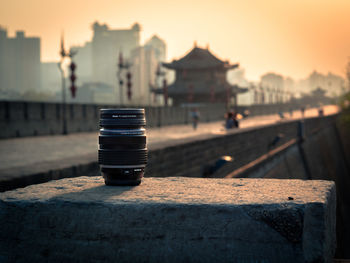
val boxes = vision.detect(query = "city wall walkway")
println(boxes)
[0,105,339,191]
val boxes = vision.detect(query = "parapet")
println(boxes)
[0,177,336,262]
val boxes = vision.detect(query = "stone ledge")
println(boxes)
[0,177,336,262]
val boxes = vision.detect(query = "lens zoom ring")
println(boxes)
[98,149,148,165]
[99,136,146,145]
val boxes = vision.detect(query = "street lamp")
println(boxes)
[163,79,168,106]
[57,34,77,135]
[155,63,166,127]
[155,63,166,105]
[117,52,131,106]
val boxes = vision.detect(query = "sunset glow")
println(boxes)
[1,0,349,80]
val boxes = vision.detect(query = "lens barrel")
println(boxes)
[98,108,147,186]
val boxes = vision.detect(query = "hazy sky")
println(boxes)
[1,0,349,81]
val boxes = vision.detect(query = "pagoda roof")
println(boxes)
[163,46,239,70]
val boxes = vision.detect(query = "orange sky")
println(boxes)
[1,0,349,81]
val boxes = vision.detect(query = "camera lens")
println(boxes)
[98,108,147,186]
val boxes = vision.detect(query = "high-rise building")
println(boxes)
[0,27,41,96]
[71,41,93,86]
[41,62,61,94]
[91,22,141,86]
[68,22,166,105]
[129,46,159,105]
[144,35,168,105]
[145,35,166,61]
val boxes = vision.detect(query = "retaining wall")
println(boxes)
[218,113,350,258]
[147,115,336,178]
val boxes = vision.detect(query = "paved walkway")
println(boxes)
[0,105,339,183]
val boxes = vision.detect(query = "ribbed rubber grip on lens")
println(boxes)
[99,135,146,145]
[98,149,148,165]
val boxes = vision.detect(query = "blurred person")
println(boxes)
[278,111,285,119]
[232,111,239,128]
[225,112,235,129]
[243,109,250,118]
[318,107,324,116]
[191,108,200,130]
[225,111,239,129]
[301,106,305,118]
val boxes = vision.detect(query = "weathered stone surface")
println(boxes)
[0,177,336,262]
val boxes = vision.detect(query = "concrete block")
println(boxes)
[0,177,335,262]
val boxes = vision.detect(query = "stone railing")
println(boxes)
[0,100,301,139]
[0,177,336,262]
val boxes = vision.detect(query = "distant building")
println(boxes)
[145,35,166,61]
[284,77,295,92]
[41,62,60,94]
[71,42,93,86]
[144,35,168,105]
[68,22,166,105]
[0,27,41,95]
[260,73,284,103]
[239,73,292,106]
[130,46,159,105]
[293,86,332,107]
[227,69,252,106]
[283,77,295,101]
[162,44,246,106]
[91,22,141,87]
[307,71,345,97]
[73,82,115,104]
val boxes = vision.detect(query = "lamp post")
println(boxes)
[155,63,166,127]
[57,34,77,135]
[163,79,168,106]
[117,52,131,106]
[155,63,166,105]
[57,60,67,135]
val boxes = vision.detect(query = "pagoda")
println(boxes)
[162,44,247,106]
